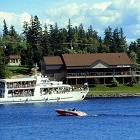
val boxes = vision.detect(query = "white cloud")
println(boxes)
[0,12,18,27]
[130,0,135,5]
[0,11,31,34]
[44,3,86,29]
[20,12,31,24]
[92,2,111,11]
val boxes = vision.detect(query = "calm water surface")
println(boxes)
[0,97,140,140]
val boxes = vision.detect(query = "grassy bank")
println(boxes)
[7,66,30,77]
[88,84,140,95]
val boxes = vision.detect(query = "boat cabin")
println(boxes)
[0,78,36,98]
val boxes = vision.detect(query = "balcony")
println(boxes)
[67,71,140,78]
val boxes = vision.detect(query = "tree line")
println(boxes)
[0,15,140,78]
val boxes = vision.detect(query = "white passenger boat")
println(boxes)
[0,74,89,105]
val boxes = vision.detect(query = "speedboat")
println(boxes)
[55,108,87,116]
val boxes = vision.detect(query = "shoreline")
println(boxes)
[86,93,140,98]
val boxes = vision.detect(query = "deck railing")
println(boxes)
[67,71,140,77]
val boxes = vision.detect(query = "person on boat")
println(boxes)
[72,108,76,111]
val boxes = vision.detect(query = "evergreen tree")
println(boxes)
[113,27,127,53]
[41,23,51,56]
[136,39,140,63]
[104,27,127,53]
[22,15,42,67]
[118,28,127,52]
[129,51,138,64]
[58,28,68,52]
[9,25,18,39]
[49,23,60,54]
[72,26,79,52]
[78,23,87,52]
[104,26,113,52]
[8,25,21,55]
[22,21,29,42]
[67,19,73,49]
[3,19,9,37]
[129,41,138,53]
[98,37,109,53]
[86,25,99,53]
[0,47,8,78]
[129,41,140,63]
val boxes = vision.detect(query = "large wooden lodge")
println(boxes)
[41,53,140,85]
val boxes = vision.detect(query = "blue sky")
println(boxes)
[0,0,139,44]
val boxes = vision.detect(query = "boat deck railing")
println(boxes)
[7,82,36,89]
[41,86,88,95]
[7,89,34,98]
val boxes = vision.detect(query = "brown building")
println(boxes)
[41,53,140,85]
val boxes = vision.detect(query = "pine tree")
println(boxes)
[104,26,113,52]
[3,19,9,37]
[22,15,42,67]
[0,47,8,78]
[41,23,51,56]
[67,19,73,49]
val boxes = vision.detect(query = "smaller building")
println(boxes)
[8,55,21,66]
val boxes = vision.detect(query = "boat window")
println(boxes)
[0,82,5,88]
[6,80,36,89]
[41,80,50,83]
[0,90,4,98]
[41,80,46,83]
[8,89,34,97]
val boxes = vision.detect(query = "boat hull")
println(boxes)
[0,90,88,105]
[55,109,87,116]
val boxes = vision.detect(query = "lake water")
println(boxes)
[0,97,140,140]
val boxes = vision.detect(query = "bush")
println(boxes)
[111,77,119,87]
[130,76,137,85]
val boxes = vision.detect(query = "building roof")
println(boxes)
[43,53,133,67]
[62,53,133,66]
[43,56,63,65]
[9,55,21,59]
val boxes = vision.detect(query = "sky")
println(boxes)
[0,0,139,44]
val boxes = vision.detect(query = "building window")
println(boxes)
[12,59,15,63]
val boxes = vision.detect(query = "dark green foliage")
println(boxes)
[88,78,100,87]
[3,19,9,37]
[104,26,127,53]
[0,47,9,78]
[130,76,137,86]
[128,39,140,63]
